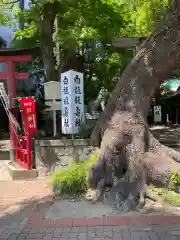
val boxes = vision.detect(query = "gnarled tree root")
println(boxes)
[88,142,180,212]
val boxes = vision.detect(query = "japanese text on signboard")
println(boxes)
[19,97,37,134]
[61,70,84,134]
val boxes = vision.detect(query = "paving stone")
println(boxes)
[113,233,124,240]
[78,236,87,240]
[53,232,62,238]
[79,227,88,233]
[78,233,87,237]
[62,227,72,232]
[8,233,19,240]
[27,233,45,238]
[46,228,55,233]
[130,230,150,239]
[18,233,29,239]
[43,234,53,240]
[121,229,131,239]
[103,227,114,232]
[87,232,96,237]
[94,226,106,232]
[0,228,5,235]
[71,227,80,232]
[54,228,63,232]
[96,231,113,237]
[93,238,107,240]
[61,232,79,238]
[20,228,32,234]
[147,231,160,240]
[30,228,47,233]
[0,232,13,239]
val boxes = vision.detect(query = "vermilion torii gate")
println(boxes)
[0,47,38,161]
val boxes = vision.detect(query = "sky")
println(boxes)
[2,0,29,10]
[24,0,29,9]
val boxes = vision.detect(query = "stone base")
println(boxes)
[7,162,38,180]
[9,148,16,162]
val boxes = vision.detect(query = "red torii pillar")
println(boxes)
[0,54,32,161]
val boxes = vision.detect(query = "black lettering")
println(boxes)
[63,87,69,95]
[64,118,69,127]
[74,86,81,94]
[74,106,81,117]
[63,76,68,85]
[74,96,81,104]
[75,118,81,127]
[74,75,80,84]
[63,107,69,117]
[63,96,69,105]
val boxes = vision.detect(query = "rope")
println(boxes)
[0,95,21,145]
[0,83,21,145]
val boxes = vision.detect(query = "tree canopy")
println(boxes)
[0,0,171,102]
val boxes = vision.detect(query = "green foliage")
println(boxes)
[126,0,169,36]
[1,0,171,102]
[171,172,180,185]
[0,0,21,29]
[150,185,180,207]
[0,9,11,26]
[12,10,39,48]
[9,0,134,101]
[49,151,99,196]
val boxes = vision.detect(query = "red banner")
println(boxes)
[19,97,37,134]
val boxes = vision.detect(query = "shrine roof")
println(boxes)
[0,46,40,56]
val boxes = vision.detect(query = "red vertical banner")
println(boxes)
[19,97,37,134]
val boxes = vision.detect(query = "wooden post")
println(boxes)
[52,99,57,136]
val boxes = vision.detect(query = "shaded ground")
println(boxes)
[0,140,11,181]
[0,128,180,239]
[0,180,52,226]
[45,198,180,220]
[0,181,180,239]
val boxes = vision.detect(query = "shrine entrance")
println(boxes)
[0,47,39,169]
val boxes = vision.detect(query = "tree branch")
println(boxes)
[1,0,20,5]
[1,0,20,9]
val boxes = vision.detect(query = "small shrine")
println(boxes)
[0,46,40,168]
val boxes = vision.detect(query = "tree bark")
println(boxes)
[89,1,180,211]
[38,2,58,82]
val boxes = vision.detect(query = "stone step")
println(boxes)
[0,140,10,161]
[0,150,10,161]
[6,161,38,180]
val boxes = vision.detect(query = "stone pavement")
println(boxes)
[4,224,180,240]
[0,180,180,239]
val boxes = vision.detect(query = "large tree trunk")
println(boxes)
[88,1,180,211]
[38,2,58,82]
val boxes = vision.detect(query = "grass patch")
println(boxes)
[48,151,99,196]
[150,185,180,207]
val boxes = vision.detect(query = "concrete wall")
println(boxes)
[35,139,95,174]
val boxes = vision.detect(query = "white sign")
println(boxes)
[44,81,61,136]
[45,101,61,111]
[154,105,162,123]
[61,70,84,134]
[44,81,61,100]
